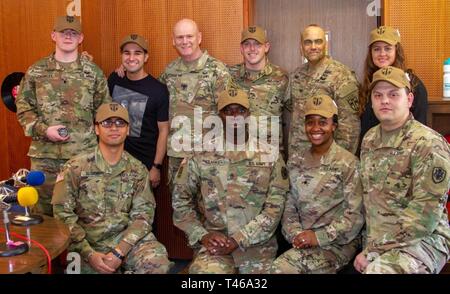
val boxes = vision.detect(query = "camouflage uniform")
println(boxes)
[271,141,364,274]
[360,116,450,274]
[16,53,111,215]
[159,51,231,181]
[52,147,171,274]
[172,142,289,274]
[287,57,360,156]
[228,61,289,146]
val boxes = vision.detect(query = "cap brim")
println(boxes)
[240,37,266,44]
[304,110,335,118]
[369,78,406,91]
[218,101,250,111]
[369,37,397,46]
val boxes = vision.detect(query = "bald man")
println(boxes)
[158,18,231,258]
[287,24,360,160]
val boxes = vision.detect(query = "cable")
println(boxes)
[0,228,52,274]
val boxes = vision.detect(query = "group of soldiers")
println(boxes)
[13,15,450,274]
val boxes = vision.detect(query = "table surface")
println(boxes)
[0,214,70,274]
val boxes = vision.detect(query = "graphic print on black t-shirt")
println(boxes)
[112,85,148,137]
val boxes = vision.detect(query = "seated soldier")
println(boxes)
[172,87,289,273]
[271,94,364,274]
[52,102,172,274]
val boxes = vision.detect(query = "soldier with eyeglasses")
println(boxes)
[52,103,172,274]
[15,15,111,216]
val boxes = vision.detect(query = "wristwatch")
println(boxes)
[111,248,125,260]
[153,163,163,170]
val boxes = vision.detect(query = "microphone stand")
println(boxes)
[0,204,28,257]
[11,206,43,226]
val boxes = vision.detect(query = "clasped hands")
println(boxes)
[201,231,238,256]
[292,230,319,249]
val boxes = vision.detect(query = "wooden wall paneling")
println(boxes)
[81,0,116,79]
[243,0,255,27]
[0,1,10,180]
[254,0,377,81]
[191,0,244,66]
[142,0,171,77]
[384,0,450,100]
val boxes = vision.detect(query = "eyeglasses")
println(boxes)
[58,30,80,38]
[98,119,127,128]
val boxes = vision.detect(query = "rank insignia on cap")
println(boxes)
[377,26,386,35]
[432,167,446,184]
[382,67,392,76]
[110,103,119,111]
[131,34,138,40]
[228,88,237,97]
[313,96,323,106]
[248,26,256,33]
[66,16,74,23]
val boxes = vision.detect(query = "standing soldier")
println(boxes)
[354,67,450,274]
[159,18,231,185]
[53,103,171,274]
[271,94,363,274]
[288,24,360,156]
[172,88,288,273]
[15,15,111,215]
[158,18,230,258]
[228,26,289,155]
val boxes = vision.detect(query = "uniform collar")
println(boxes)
[94,146,128,176]
[223,136,277,163]
[303,140,338,168]
[176,50,210,72]
[301,56,332,79]
[47,52,82,71]
[367,114,415,149]
[237,59,273,82]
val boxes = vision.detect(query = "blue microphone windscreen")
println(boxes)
[26,171,46,186]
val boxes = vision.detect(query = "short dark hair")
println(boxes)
[332,114,339,125]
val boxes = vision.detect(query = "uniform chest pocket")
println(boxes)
[117,180,134,213]
[242,166,272,208]
[80,76,96,96]
[34,75,61,109]
[78,175,105,213]
[176,75,201,104]
[383,169,412,207]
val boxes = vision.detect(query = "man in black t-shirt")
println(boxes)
[108,34,169,188]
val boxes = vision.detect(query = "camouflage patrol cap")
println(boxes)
[120,34,149,52]
[241,26,267,44]
[218,87,250,111]
[304,94,338,118]
[370,66,411,90]
[95,103,129,123]
[370,26,401,46]
[53,15,82,33]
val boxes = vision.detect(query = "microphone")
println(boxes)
[11,186,43,226]
[0,170,44,204]
[17,187,39,207]
[25,171,45,186]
